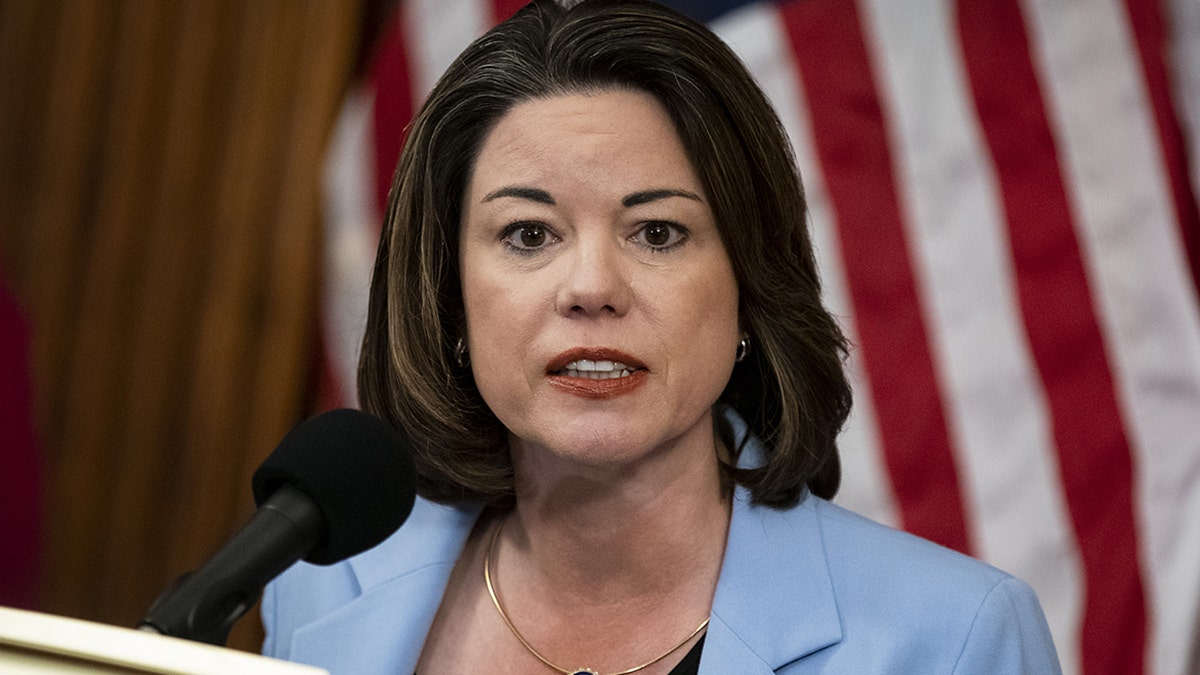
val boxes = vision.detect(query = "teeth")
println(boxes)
[563,367,633,380]
[560,359,635,379]
[564,359,627,373]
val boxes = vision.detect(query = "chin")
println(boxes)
[546,433,653,465]
[513,420,697,472]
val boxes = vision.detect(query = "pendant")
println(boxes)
[569,670,600,675]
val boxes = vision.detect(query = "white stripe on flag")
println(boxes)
[404,0,491,102]
[712,3,900,529]
[321,87,379,408]
[1022,0,1200,672]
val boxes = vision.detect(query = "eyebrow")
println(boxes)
[621,189,703,207]
[481,186,555,204]
[480,186,703,207]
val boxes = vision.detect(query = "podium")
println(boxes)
[0,606,327,674]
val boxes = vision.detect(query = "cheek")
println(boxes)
[461,267,539,401]
[460,267,490,336]
[665,263,741,381]
[463,274,506,348]
[461,247,512,343]
[695,259,740,333]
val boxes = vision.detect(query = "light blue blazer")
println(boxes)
[262,489,1061,674]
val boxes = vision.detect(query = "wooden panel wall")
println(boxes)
[0,0,370,651]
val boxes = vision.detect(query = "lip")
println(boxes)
[546,347,648,399]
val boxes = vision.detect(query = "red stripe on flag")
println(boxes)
[1125,0,1200,303]
[370,8,416,218]
[779,0,971,554]
[956,3,1148,672]
[491,0,529,23]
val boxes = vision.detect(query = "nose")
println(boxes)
[554,236,632,318]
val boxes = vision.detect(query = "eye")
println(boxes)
[633,221,688,251]
[501,222,557,252]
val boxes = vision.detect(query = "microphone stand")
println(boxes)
[137,486,323,646]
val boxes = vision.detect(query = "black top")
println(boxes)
[414,635,704,675]
[666,634,704,675]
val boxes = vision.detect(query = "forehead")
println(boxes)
[466,89,704,197]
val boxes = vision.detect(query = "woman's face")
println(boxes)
[460,89,740,467]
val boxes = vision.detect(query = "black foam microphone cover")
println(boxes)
[140,408,418,645]
[252,408,418,565]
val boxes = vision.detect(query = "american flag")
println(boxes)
[317,1,1200,673]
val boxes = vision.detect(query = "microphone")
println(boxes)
[138,409,418,645]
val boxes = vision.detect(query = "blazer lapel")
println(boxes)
[699,489,842,674]
[289,499,483,675]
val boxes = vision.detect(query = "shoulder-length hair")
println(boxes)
[358,0,852,508]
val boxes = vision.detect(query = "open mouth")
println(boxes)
[557,359,639,380]
[546,350,648,398]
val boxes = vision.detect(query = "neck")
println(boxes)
[502,421,731,607]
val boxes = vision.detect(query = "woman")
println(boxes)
[263,1,1061,673]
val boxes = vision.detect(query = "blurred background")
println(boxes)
[2,0,1199,672]
[0,0,396,651]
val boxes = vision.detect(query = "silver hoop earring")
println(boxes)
[735,335,750,363]
[454,337,469,367]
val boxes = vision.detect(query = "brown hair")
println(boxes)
[358,0,851,507]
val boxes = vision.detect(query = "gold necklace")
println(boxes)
[483,518,710,675]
